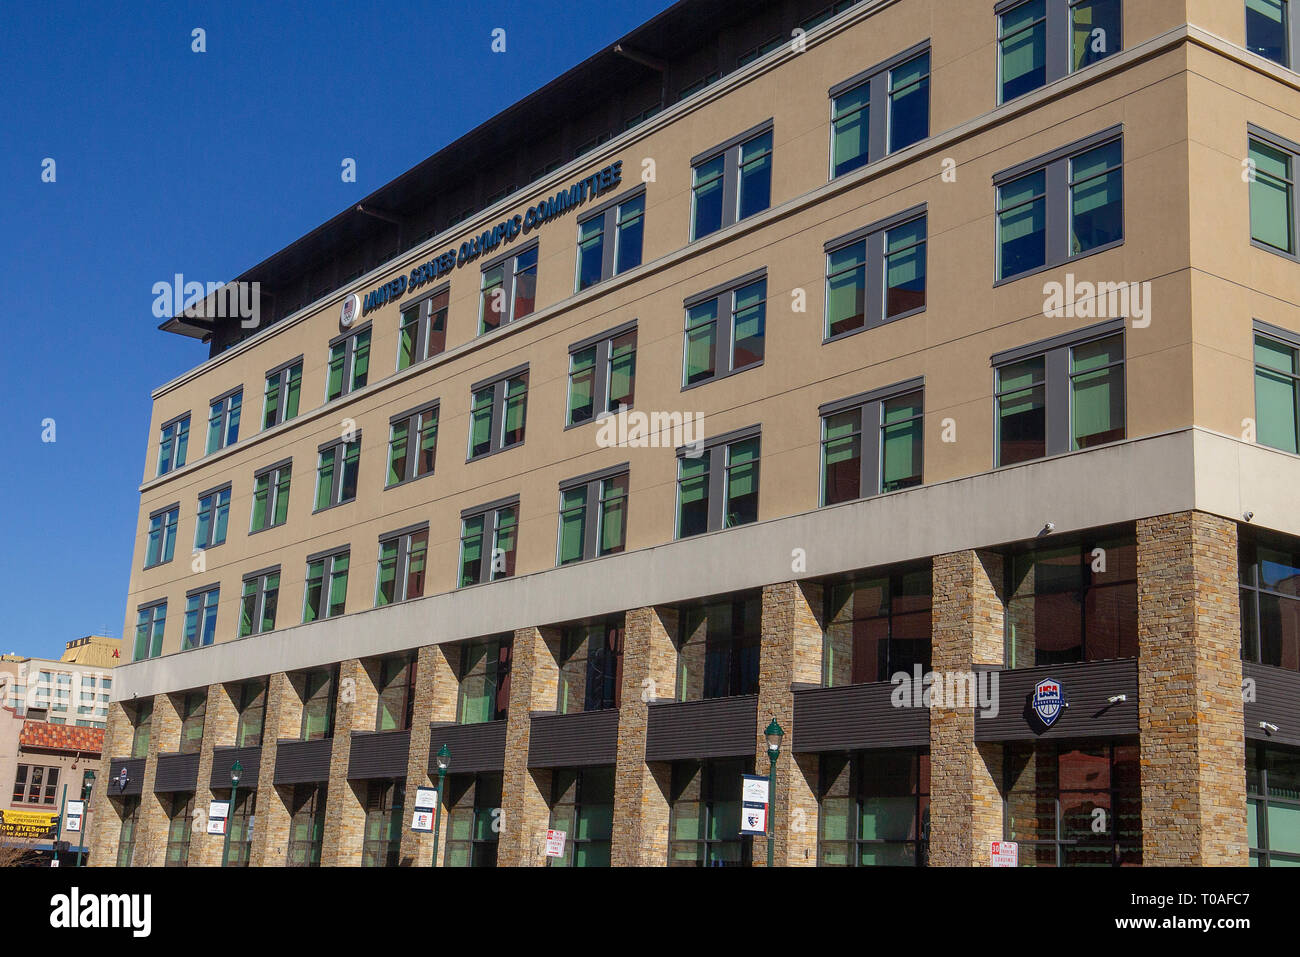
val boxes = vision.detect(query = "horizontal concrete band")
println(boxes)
[111,428,1300,700]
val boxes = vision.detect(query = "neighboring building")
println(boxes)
[90,0,1300,868]
[0,647,115,728]
[61,635,125,669]
[0,646,115,863]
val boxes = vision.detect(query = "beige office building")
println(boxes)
[90,0,1300,867]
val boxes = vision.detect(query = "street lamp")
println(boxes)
[220,760,243,867]
[432,745,450,868]
[763,718,784,868]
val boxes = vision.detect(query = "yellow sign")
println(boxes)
[0,809,58,840]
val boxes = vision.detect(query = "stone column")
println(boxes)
[499,626,561,867]
[87,701,133,866]
[611,606,678,867]
[320,659,377,866]
[754,581,823,866]
[250,673,300,867]
[397,644,443,867]
[929,550,1005,867]
[1137,512,1247,865]
[187,682,238,866]
[132,692,183,867]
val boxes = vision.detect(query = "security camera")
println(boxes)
[1260,721,1279,734]
[1107,694,1128,704]
[1244,511,1255,522]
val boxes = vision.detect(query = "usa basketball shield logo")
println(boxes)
[1032,678,1064,727]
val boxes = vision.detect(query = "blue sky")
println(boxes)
[0,0,668,660]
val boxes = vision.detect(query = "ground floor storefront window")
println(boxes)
[547,765,614,866]
[115,796,140,866]
[287,783,326,867]
[818,748,929,866]
[1004,740,1140,866]
[164,793,194,866]
[668,757,751,866]
[1249,743,1300,866]
[444,772,501,867]
[362,779,404,867]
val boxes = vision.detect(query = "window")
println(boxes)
[1247,0,1297,68]
[387,404,438,486]
[1004,741,1141,866]
[459,499,519,587]
[468,367,528,459]
[375,651,418,732]
[235,679,267,748]
[194,485,231,549]
[457,636,512,724]
[444,772,502,867]
[1240,530,1300,672]
[398,288,448,369]
[691,121,773,240]
[547,766,615,867]
[164,793,194,867]
[819,750,929,865]
[239,567,280,638]
[262,358,302,429]
[823,565,932,686]
[130,701,153,758]
[288,783,327,867]
[206,389,242,453]
[676,428,761,538]
[669,758,752,866]
[1249,129,1299,256]
[576,188,646,290]
[996,129,1123,281]
[179,691,206,755]
[829,45,930,178]
[1248,743,1300,865]
[998,0,1122,104]
[315,437,360,510]
[1005,533,1137,667]
[567,324,636,426]
[801,0,859,31]
[993,322,1126,465]
[304,548,349,622]
[116,797,140,866]
[676,594,761,700]
[182,586,219,651]
[479,244,538,334]
[250,460,292,531]
[144,504,179,568]
[326,326,371,401]
[825,208,927,339]
[737,36,782,67]
[1255,326,1300,453]
[300,667,338,741]
[133,602,166,661]
[678,72,719,100]
[683,272,766,386]
[375,527,428,606]
[558,618,625,713]
[821,381,924,505]
[221,790,256,867]
[156,415,190,476]
[557,467,629,566]
[12,765,61,805]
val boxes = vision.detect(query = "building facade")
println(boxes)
[91,0,1300,867]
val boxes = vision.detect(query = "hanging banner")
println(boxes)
[0,809,58,840]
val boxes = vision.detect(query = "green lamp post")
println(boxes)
[432,744,450,867]
[764,719,784,867]
[220,759,243,867]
